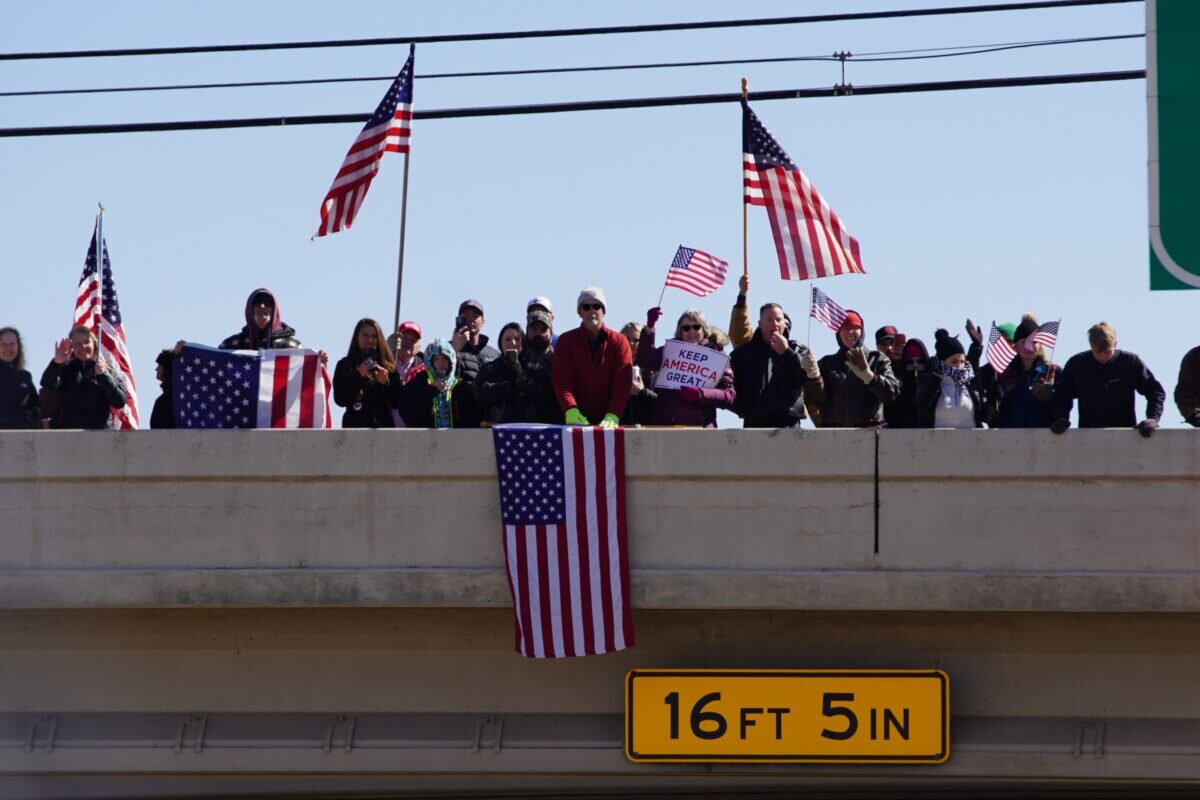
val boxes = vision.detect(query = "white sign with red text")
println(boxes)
[654,339,729,391]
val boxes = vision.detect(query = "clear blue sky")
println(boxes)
[4,0,1184,428]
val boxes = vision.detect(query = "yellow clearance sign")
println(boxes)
[626,669,949,764]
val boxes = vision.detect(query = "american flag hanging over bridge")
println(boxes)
[74,217,139,429]
[493,424,634,659]
[743,99,864,281]
[172,344,331,429]
[315,44,414,237]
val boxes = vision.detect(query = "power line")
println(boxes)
[0,70,1145,138]
[0,0,1142,62]
[0,34,1143,98]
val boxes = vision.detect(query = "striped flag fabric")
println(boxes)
[315,44,414,237]
[493,424,634,659]
[172,344,332,429]
[986,321,1018,373]
[663,245,729,297]
[1030,320,1060,350]
[74,216,139,429]
[810,285,848,332]
[743,99,864,281]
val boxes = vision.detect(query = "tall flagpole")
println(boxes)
[740,78,749,281]
[94,202,104,335]
[391,148,412,335]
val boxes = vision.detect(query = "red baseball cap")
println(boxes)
[397,321,422,337]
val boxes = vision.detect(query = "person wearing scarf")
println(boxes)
[922,329,986,428]
[400,339,461,429]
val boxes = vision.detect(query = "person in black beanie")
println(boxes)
[920,329,985,428]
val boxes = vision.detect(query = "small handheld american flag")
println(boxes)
[986,321,1018,373]
[663,245,729,297]
[1029,320,1060,350]
[809,285,848,332]
[315,44,414,237]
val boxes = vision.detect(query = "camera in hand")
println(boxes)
[504,349,520,366]
[362,348,379,371]
[454,315,468,331]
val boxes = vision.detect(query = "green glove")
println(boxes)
[599,413,620,429]
[564,408,590,426]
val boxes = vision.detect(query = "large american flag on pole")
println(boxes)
[986,321,1018,373]
[493,425,634,659]
[810,285,848,332]
[74,216,139,429]
[315,44,414,237]
[172,344,332,428]
[664,245,729,297]
[743,99,864,281]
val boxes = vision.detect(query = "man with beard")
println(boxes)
[474,311,559,425]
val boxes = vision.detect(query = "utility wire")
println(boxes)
[0,34,1144,98]
[0,0,1142,61]
[0,70,1145,138]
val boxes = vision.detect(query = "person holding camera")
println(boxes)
[39,325,127,429]
[333,318,403,429]
[474,312,559,425]
[450,299,499,428]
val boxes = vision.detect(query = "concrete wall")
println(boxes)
[1,429,1198,797]
[1,429,1196,611]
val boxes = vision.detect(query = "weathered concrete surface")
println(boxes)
[0,429,1197,610]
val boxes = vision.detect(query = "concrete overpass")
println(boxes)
[0,428,1197,798]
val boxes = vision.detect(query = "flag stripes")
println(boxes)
[810,285,848,332]
[987,321,1018,373]
[664,245,729,297]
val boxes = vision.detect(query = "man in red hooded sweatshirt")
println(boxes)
[551,286,632,428]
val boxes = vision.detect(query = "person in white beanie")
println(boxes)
[550,286,632,428]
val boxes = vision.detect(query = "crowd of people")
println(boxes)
[3,278,1200,433]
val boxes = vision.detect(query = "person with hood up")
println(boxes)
[149,349,176,429]
[474,313,559,425]
[219,288,303,350]
[618,322,657,426]
[401,339,464,429]
[730,302,822,428]
[884,337,932,429]
[638,306,735,427]
[40,326,127,430]
[0,326,41,429]
[1175,345,1200,427]
[333,318,403,428]
[816,310,900,428]
[551,286,633,428]
[989,314,1060,429]
[920,330,985,428]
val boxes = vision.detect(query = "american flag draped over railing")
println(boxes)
[74,216,139,429]
[809,285,848,332]
[743,99,864,281]
[315,44,414,237]
[493,424,634,659]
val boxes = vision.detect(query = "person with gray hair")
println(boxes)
[551,286,632,428]
[638,306,734,427]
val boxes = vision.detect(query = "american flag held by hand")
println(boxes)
[75,218,139,429]
[315,44,414,237]
[743,99,863,281]
[986,321,1018,373]
[173,344,332,429]
[493,425,634,659]
[1030,320,1060,350]
[664,245,729,297]
[810,285,848,332]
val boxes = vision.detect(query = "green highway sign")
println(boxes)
[1148,0,1200,290]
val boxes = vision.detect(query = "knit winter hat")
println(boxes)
[933,328,965,360]
[1014,313,1039,342]
[577,286,607,311]
[996,322,1017,342]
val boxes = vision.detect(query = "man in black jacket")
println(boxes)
[1175,345,1200,427]
[451,298,500,428]
[1051,321,1165,437]
[816,310,900,428]
[730,303,822,428]
[219,288,303,350]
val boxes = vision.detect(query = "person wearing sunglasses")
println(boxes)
[218,288,303,351]
[551,287,632,428]
[635,307,735,427]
